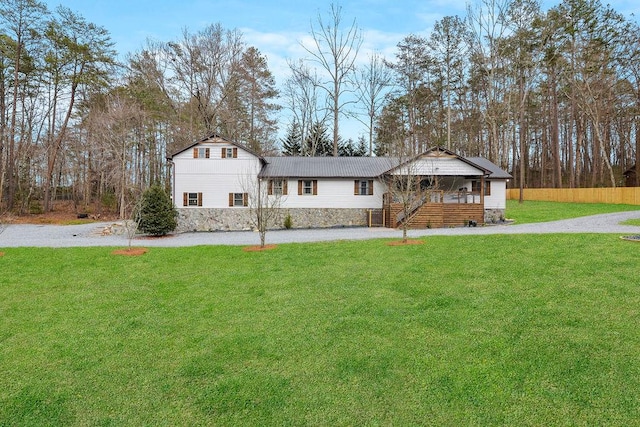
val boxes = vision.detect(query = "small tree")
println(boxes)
[385,159,425,243]
[383,136,436,243]
[137,185,177,236]
[122,197,142,249]
[243,176,283,248]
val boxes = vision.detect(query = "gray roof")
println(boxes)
[467,157,512,179]
[259,155,512,180]
[260,156,394,178]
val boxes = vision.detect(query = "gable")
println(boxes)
[168,133,262,160]
[387,149,488,177]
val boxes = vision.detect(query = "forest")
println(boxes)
[0,0,639,216]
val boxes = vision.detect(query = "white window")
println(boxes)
[193,147,209,158]
[273,179,283,195]
[298,180,317,195]
[268,179,288,196]
[303,180,313,195]
[183,192,202,206]
[360,180,368,195]
[229,192,248,207]
[355,180,373,196]
[225,148,234,158]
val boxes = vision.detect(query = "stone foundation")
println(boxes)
[176,207,507,232]
[176,208,371,232]
[484,208,506,224]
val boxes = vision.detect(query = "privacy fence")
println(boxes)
[506,188,640,205]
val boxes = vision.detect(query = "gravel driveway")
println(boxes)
[1,210,639,248]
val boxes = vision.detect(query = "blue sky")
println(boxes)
[41,0,639,60]
[42,0,640,141]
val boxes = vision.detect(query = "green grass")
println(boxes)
[506,199,640,224]
[1,236,640,425]
[621,218,640,226]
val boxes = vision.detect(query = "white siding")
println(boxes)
[172,141,508,213]
[277,179,384,209]
[172,143,261,208]
[391,157,484,176]
[484,180,507,209]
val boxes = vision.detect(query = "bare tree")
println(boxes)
[467,0,513,164]
[384,34,434,155]
[353,52,392,155]
[85,91,145,218]
[383,136,432,243]
[42,6,116,212]
[122,197,142,250]
[283,60,330,156]
[429,15,470,151]
[242,174,283,248]
[0,0,47,211]
[166,25,230,133]
[302,3,362,156]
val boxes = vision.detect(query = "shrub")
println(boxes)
[136,186,177,236]
[284,213,293,229]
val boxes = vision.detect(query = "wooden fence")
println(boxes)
[506,187,640,205]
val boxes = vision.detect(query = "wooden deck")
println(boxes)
[384,191,484,228]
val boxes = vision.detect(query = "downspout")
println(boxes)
[166,158,175,207]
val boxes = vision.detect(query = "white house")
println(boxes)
[167,134,511,231]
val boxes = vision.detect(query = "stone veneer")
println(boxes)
[176,208,371,232]
[176,207,507,232]
[484,208,506,224]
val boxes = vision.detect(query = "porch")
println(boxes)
[382,190,485,229]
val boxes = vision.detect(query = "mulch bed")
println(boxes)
[243,244,277,252]
[135,234,175,240]
[112,247,148,256]
[387,239,425,246]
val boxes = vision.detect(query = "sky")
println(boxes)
[41,0,640,142]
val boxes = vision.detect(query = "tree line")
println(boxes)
[1,0,639,216]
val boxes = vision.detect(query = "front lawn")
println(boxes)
[506,199,640,224]
[1,236,639,425]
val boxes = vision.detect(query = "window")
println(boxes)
[183,192,202,206]
[222,147,238,158]
[354,180,373,196]
[471,180,491,196]
[228,192,248,207]
[268,179,288,196]
[193,147,210,158]
[298,180,317,195]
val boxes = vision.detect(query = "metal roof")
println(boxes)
[259,155,512,179]
[466,157,512,179]
[259,156,394,178]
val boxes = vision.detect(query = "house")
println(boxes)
[167,134,511,232]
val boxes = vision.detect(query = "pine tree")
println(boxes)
[354,135,368,156]
[281,121,302,155]
[136,185,177,236]
[338,138,354,156]
[305,121,332,156]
